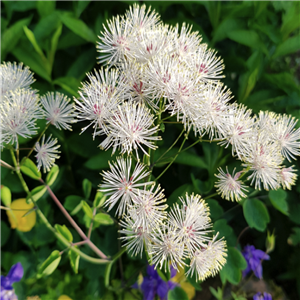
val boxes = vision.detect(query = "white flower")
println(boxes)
[119,213,153,258]
[0,62,35,95]
[194,83,233,139]
[215,167,248,202]
[75,68,122,138]
[186,234,227,281]
[243,138,283,190]
[189,44,225,82]
[168,194,212,252]
[100,102,161,159]
[129,184,168,230]
[219,104,255,159]
[97,15,132,65]
[272,114,300,162]
[35,135,60,173]
[100,157,153,217]
[0,89,42,147]
[150,224,186,271]
[279,166,297,190]
[41,92,76,131]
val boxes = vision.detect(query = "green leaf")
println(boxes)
[37,250,61,278]
[1,17,32,60]
[84,150,117,170]
[213,219,234,239]
[73,1,91,18]
[219,247,246,285]
[64,195,82,211]
[273,35,300,58]
[46,164,59,186]
[20,158,41,180]
[36,1,55,18]
[66,47,96,80]
[243,199,270,232]
[94,213,114,225]
[54,224,73,243]
[209,287,223,300]
[53,77,80,97]
[269,189,288,215]
[1,185,11,207]
[81,200,93,219]
[12,43,51,82]
[281,2,300,39]
[263,73,300,95]
[93,191,106,208]
[160,123,165,133]
[206,199,224,220]
[49,23,63,68]
[168,287,189,300]
[227,30,268,55]
[60,12,96,43]
[26,185,47,202]
[23,25,49,66]
[1,221,11,247]
[82,179,92,199]
[68,249,80,274]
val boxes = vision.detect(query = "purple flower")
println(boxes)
[253,292,272,300]
[133,265,177,300]
[1,262,23,300]
[242,245,270,279]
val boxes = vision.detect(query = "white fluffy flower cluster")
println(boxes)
[0,62,76,172]
[75,4,300,197]
[100,157,227,281]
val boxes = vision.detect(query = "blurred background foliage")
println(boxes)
[1,1,300,299]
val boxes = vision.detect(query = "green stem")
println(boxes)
[155,130,189,181]
[9,149,109,264]
[153,129,185,166]
[203,192,218,200]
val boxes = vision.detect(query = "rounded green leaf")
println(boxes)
[68,249,80,274]
[243,199,270,232]
[219,247,246,285]
[82,178,92,199]
[37,250,61,278]
[46,164,59,186]
[93,191,106,208]
[1,185,11,207]
[94,213,114,225]
[20,158,41,180]
[26,185,47,203]
[269,189,288,215]
[168,287,189,300]
[81,200,93,219]
[54,224,73,242]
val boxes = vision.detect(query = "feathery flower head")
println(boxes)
[215,167,248,202]
[242,245,270,279]
[130,184,168,230]
[75,68,122,138]
[119,212,153,257]
[190,44,225,82]
[279,166,297,190]
[1,62,35,95]
[243,138,283,190]
[219,104,255,158]
[100,157,153,217]
[186,234,227,281]
[35,135,60,173]
[168,194,212,252]
[100,102,161,159]
[41,92,76,131]
[272,114,300,162]
[150,224,186,271]
[0,89,42,147]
